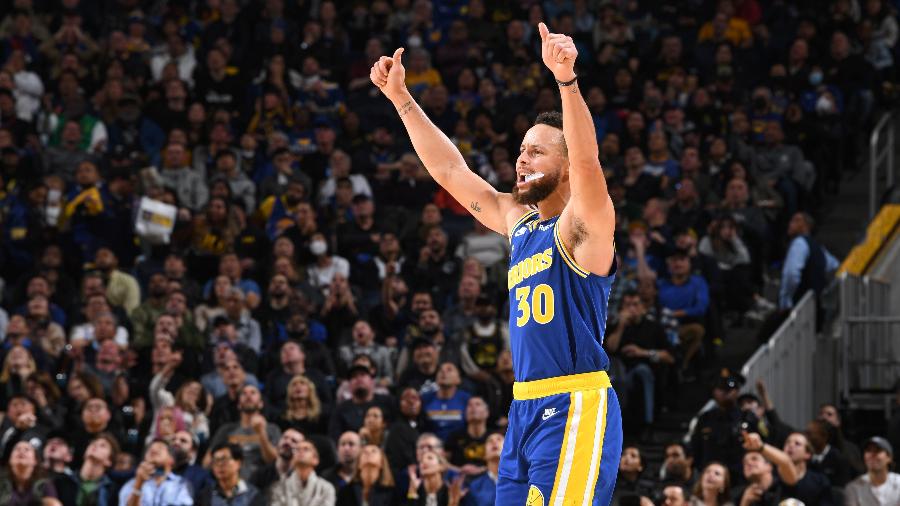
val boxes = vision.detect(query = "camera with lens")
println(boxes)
[740,409,760,435]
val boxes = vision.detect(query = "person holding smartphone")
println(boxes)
[119,439,193,506]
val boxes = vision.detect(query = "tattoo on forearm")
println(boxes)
[397,100,414,117]
[470,201,482,213]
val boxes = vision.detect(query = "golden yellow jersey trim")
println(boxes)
[513,371,611,400]
[553,220,589,278]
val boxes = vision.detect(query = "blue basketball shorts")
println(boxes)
[496,371,623,506]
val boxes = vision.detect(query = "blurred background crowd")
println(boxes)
[0,0,899,505]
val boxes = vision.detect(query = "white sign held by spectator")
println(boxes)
[135,197,176,244]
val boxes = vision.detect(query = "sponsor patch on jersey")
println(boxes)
[514,227,527,237]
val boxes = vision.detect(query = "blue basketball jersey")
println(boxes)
[506,211,616,382]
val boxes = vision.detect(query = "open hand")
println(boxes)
[538,22,577,82]
[407,465,422,491]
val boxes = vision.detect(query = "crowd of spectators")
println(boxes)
[0,0,898,505]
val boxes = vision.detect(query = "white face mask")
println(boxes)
[310,240,327,256]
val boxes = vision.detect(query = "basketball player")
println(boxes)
[371,22,621,506]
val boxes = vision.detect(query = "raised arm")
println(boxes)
[538,23,615,275]
[370,49,521,235]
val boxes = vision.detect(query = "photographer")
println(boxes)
[732,431,799,506]
[690,374,747,478]
[737,380,794,450]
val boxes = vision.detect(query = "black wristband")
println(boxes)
[556,75,577,87]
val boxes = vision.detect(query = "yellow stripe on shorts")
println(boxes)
[548,389,609,506]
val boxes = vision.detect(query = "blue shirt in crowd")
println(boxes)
[657,274,710,318]
[118,472,194,506]
[422,389,471,441]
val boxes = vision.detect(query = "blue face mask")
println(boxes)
[809,71,823,86]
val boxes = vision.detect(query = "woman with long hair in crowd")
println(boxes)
[336,444,395,506]
[24,371,65,430]
[146,405,187,446]
[63,371,105,427]
[359,405,389,448]
[149,345,212,444]
[0,344,36,407]
[0,441,60,505]
[690,461,734,506]
[278,375,325,435]
[405,449,450,505]
[191,197,242,259]
[698,214,755,314]
[174,380,211,444]
[194,274,232,332]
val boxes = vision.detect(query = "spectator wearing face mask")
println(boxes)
[307,232,350,292]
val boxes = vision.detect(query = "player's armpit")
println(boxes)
[558,196,615,276]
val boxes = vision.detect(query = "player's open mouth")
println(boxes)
[517,172,544,187]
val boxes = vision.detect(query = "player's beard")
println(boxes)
[512,170,561,206]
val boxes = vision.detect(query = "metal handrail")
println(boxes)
[869,112,896,219]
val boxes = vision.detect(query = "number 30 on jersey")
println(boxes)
[514,284,555,327]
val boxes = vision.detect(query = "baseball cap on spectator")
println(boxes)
[737,393,761,405]
[713,372,745,391]
[863,436,893,458]
[667,247,691,259]
[410,337,436,352]
[347,364,374,379]
[212,315,232,329]
[352,193,372,204]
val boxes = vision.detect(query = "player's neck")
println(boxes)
[536,190,568,222]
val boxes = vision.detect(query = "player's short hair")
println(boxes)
[534,111,567,155]
[534,111,563,130]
